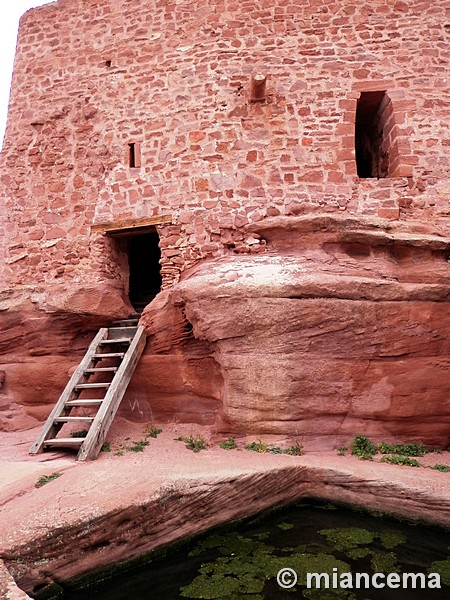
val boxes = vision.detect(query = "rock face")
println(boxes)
[2,214,450,450]
[141,215,450,448]
[0,283,131,431]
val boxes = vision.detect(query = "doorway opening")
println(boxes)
[128,230,162,312]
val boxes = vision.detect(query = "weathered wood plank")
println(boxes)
[77,326,147,461]
[54,416,95,423]
[84,367,118,373]
[91,214,172,236]
[66,399,104,407]
[43,438,85,448]
[29,328,108,455]
[74,383,111,389]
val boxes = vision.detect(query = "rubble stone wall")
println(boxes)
[1,0,449,290]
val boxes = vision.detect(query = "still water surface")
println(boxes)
[61,499,450,600]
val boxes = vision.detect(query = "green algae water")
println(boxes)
[58,500,450,600]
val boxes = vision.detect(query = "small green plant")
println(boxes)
[101,441,111,452]
[114,450,124,456]
[125,439,150,452]
[431,464,450,472]
[381,455,420,467]
[283,442,303,456]
[244,440,303,455]
[145,423,162,438]
[379,441,426,457]
[176,434,208,453]
[35,473,62,488]
[71,429,88,438]
[219,437,237,450]
[337,446,348,456]
[351,436,377,460]
[245,440,269,453]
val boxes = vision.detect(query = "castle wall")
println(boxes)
[1,0,449,292]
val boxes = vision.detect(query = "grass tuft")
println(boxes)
[35,473,62,488]
[219,437,237,450]
[176,434,208,453]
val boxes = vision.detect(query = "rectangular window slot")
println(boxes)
[127,142,141,168]
[355,91,392,178]
[128,143,137,168]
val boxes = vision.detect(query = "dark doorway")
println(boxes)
[128,230,162,312]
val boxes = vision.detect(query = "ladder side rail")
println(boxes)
[77,326,147,461]
[29,328,109,454]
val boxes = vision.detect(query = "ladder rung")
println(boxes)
[43,438,85,447]
[66,399,103,406]
[99,338,132,345]
[92,353,125,359]
[108,327,138,340]
[84,367,118,373]
[54,416,95,423]
[75,383,111,389]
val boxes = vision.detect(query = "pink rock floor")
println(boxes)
[1,419,450,598]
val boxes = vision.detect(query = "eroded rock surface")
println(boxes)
[141,215,450,448]
[1,424,449,596]
[0,283,131,431]
[2,215,450,450]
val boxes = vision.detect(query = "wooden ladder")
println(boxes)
[29,318,146,461]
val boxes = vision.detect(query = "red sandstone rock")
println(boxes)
[1,423,450,596]
[139,215,450,448]
[1,0,450,451]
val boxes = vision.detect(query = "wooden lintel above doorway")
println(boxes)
[91,214,172,237]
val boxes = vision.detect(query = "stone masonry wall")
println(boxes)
[0,0,450,291]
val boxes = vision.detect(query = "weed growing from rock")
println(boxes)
[283,442,303,456]
[380,455,420,467]
[337,447,348,456]
[351,436,377,460]
[431,464,450,472]
[379,441,426,457]
[70,429,88,438]
[35,473,62,488]
[100,441,111,452]
[245,440,303,455]
[125,439,150,452]
[145,423,162,438]
[219,437,237,450]
[245,440,269,453]
[176,434,208,453]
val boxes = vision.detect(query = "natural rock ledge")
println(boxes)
[0,424,449,596]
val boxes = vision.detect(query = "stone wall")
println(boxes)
[1,0,449,291]
[1,0,450,436]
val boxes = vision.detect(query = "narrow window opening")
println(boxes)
[128,230,162,311]
[128,143,137,168]
[355,91,392,178]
